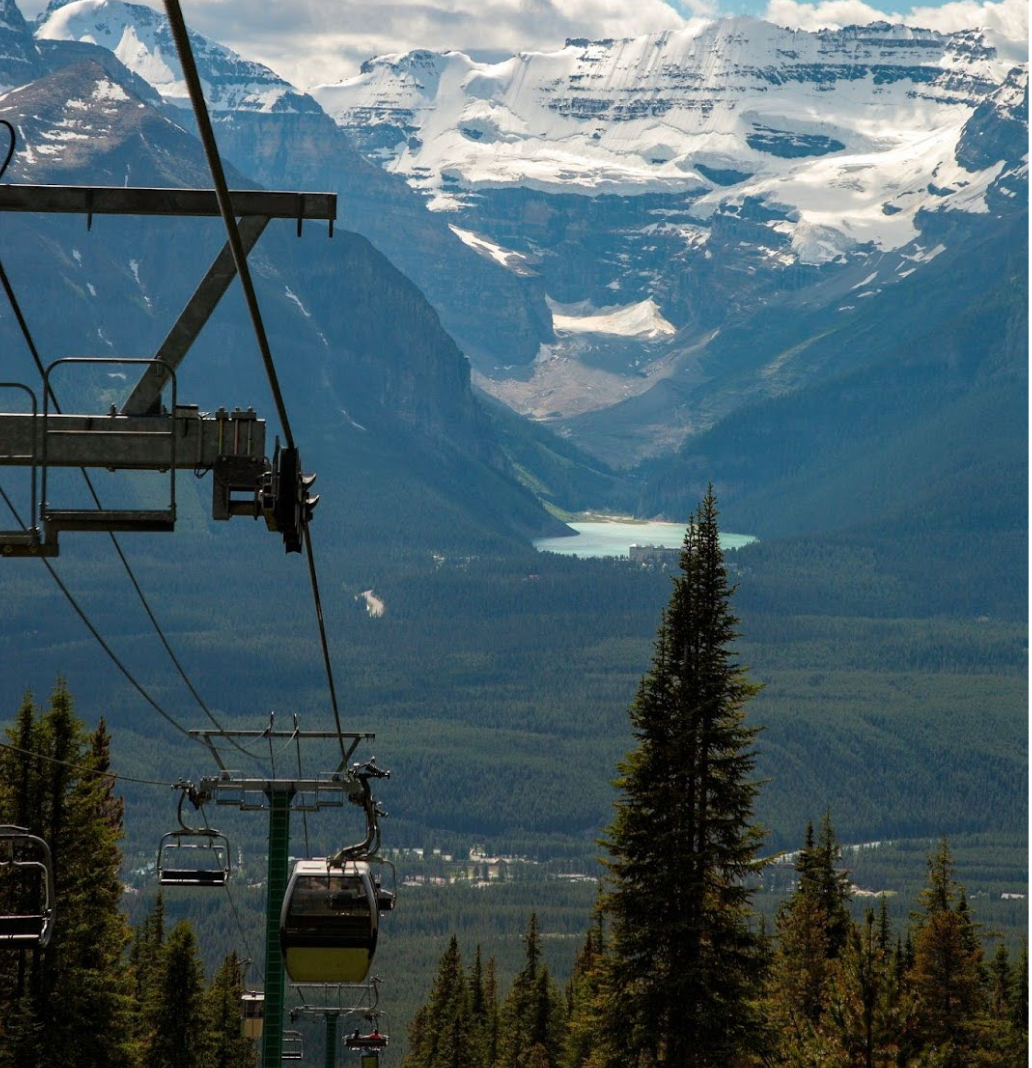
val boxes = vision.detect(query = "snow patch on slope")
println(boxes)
[548,297,676,339]
[448,224,532,270]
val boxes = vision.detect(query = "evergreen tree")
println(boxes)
[563,910,611,1068]
[0,685,137,1067]
[404,935,471,1068]
[144,920,213,1068]
[797,813,852,958]
[825,910,898,1068]
[483,954,501,1068]
[207,951,255,1068]
[764,815,854,1060]
[468,945,499,1068]
[1009,943,1027,1035]
[130,888,167,1050]
[601,488,767,1068]
[909,840,983,1065]
[986,944,1011,1022]
[497,915,566,1068]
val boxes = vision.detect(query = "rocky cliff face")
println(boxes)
[0,0,45,89]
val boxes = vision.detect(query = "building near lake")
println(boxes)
[629,544,681,566]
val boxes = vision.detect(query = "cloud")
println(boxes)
[24,0,1026,91]
[148,0,697,88]
[762,0,1028,54]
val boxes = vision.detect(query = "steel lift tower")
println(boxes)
[0,184,332,556]
[184,728,384,1068]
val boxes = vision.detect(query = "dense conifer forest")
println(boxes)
[0,494,1025,1064]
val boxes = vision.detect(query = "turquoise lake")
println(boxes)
[533,520,757,559]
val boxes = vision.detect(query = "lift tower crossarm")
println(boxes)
[0,409,265,470]
[0,185,336,221]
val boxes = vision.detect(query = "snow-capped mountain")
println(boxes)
[315,20,1017,229]
[4,0,1027,479]
[25,0,554,369]
[313,19,1027,459]
[314,19,1025,261]
[37,0,320,112]
[0,0,45,89]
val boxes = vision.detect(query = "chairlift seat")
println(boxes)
[282,1030,304,1061]
[159,867,228,887]
[156,827,231,888]
[346,1033,388,1050]
[0,914,51,943]
[0,827,56,949]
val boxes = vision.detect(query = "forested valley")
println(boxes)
[0,493,1025,1065]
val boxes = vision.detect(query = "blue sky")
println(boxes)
[23,0,1029,89]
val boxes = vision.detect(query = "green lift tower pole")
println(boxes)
[325,1011,340,1068]
[263,786,294,1068]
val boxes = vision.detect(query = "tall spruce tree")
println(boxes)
[144,920,213,1068]
[563,909,610,1068]
[497,915,566,1068]
[207,951,255,1068]
[0,685,136,1067]
[404,935,471,1068]
[601,488,766,1068]
[764,814,854,1059]
[825,909,898,1068]
[910,840,984,1064]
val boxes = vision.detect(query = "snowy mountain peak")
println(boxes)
[36,0,320,113]
[0,0,44,89]
[313,17,1024,264]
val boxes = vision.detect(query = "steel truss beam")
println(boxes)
[0,408,265,469]
[0,185,336,222]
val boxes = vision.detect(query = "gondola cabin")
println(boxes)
[0,827,55,948]
[240,991,264,1040]
[280,859,379,983]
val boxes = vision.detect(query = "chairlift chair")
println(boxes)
[345,1028,388,1050]
[282,1029,304,1061]
[157,827,231,886]
[0,826,56,948]
[157,788,231,887]
[280,859,381,984]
